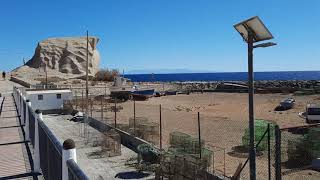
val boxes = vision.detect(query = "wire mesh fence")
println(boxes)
[233,123,276,180]
[65,88,297,179]
[279,124,320,179]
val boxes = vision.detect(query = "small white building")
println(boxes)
[25,89,72,111]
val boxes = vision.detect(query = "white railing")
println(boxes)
[13,86,88,180]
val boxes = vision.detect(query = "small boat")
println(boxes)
[165,90,177,96]
[131,89,155,96]
[280,98,295,109]
[131,85,154,97]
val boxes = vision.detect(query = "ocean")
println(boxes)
[124,71,320,82]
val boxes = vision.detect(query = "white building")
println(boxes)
[25,89,72,111]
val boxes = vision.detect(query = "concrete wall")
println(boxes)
[26,92,72,111]
[88,117,151,153]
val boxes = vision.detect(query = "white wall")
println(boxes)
[26,92,72,111]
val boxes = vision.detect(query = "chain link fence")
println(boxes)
[66,87,313,179]
[279,124,320,180]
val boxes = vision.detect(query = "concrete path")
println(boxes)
[0,80,37,179]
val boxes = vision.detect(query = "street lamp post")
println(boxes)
[234,16,276,180]
[247,29,256,180]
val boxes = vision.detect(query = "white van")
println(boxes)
[306,104,320,123]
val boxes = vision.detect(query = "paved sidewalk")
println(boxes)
[0,83,36,179]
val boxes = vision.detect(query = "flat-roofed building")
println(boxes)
[25,89,72,111]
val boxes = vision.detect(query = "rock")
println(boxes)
[25,37,100,76]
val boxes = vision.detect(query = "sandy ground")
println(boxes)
[84,92,320,179]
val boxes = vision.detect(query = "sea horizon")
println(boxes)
[124,70,320,82]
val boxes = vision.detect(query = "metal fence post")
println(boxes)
[22,96,26,125]
[34,109,42,173]
[133,100,136,134]
[101,98,103,121]
[17,89,21,115]
[75,90,78,110]
[198,112,202,159]
[20,91,23,118]
[90,100,93,117]
[267,124,271,180]
[275,125,281,180]
[81,90,84,112]
[114,99,117,128]
[159,104,162,150]
[62,139,77,180]
[25,100,31,141]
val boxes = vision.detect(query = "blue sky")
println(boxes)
[0,0,320,73]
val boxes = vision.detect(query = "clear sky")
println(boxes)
[0,0,320,73]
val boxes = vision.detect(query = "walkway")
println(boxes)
[0,80,37,179]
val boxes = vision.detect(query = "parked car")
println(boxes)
[275,98,295,111]
[280,98,295,109]
[306,104,320,123]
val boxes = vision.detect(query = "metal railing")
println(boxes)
[38,119,63,180]
[29,106,35,146]
[13,86,89,180]
[67,159,89,180]
[23,100,26,123]
[0,97,4,115]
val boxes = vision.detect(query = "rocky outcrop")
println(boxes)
[173,80,320,93]
[25,37,100,76]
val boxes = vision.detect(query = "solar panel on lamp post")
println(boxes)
[234,16,276,180]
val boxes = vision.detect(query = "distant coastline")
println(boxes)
[124,71,320,82]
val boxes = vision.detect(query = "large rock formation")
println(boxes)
[25,37,100,76]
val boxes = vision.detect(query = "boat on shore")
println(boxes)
[165,90,177,95]
[131,85,154,96]
[110,76,154,101]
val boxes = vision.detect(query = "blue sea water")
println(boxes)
[124,71,320,82]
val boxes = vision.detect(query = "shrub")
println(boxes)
[94,68,119,82]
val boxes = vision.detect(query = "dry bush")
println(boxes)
[94,68,119,82]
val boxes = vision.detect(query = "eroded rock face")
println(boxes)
[26,37,100,76]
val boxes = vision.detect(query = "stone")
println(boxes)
[25,37,100,76]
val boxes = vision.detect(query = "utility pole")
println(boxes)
[85,30,89,138]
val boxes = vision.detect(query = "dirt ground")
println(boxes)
[78,92,319,178]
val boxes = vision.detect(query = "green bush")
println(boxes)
[242,119,276,151]
[286,127,320,167]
